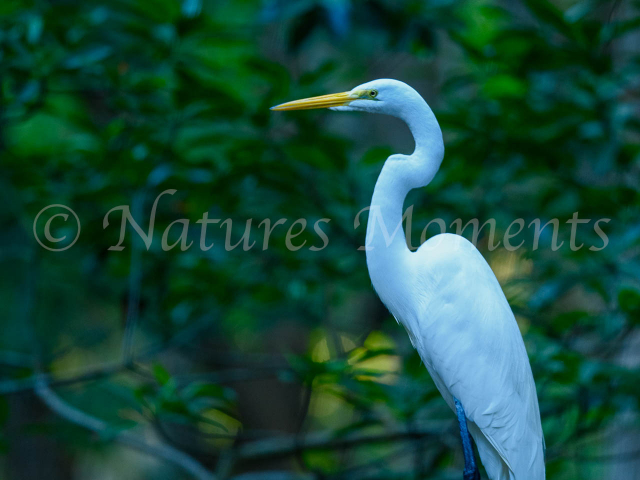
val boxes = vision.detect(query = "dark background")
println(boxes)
[1,0,640,478]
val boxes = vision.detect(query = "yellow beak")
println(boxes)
[270,91,354,111]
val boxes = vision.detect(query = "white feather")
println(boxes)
[352,79,545,480]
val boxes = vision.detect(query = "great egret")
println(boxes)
[272,79,545,480]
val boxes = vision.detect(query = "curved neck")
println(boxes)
[365,98,444,291]
[365,164,411,257]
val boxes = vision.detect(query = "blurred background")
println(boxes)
[1,0,640,478]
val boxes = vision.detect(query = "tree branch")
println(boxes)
[121,191,144,362]
[0,314,218,396]
[34,377,217,480]
[234,425,446,461]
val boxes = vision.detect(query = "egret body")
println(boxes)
[272,79,545,480]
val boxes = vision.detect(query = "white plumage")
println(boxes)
[272,79,545,480]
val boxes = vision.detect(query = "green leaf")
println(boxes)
[63,45,113,69]
[182,382,228,400]
[618,287,640,319]
[483,75,527,99]
[152,363,171,386]
[523,0,583,43]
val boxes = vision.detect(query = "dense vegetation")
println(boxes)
[1,0,639,478]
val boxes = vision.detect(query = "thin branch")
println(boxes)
[121,191,144,362]
[34,377,217,480]
[0,349,34,368]
[328,443,422,480]
[0,314,217,396]
[19,252,215,480]
[234,425,445,461]
[0,360,289,396]
[0,360,133,395]
[293,381,314,471]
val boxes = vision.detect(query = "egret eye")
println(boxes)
[370,89,378,98]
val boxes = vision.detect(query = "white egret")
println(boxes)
[272,79,545,480]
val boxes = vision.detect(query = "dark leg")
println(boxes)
[454,397,481,480]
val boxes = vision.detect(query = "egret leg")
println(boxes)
[454,397,481,480]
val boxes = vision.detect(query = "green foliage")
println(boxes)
[1,0,639,479]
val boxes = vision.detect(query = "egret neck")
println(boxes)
[365,95,445,294]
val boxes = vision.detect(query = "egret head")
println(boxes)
[271,79,422,117]
[271,78,443,172]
